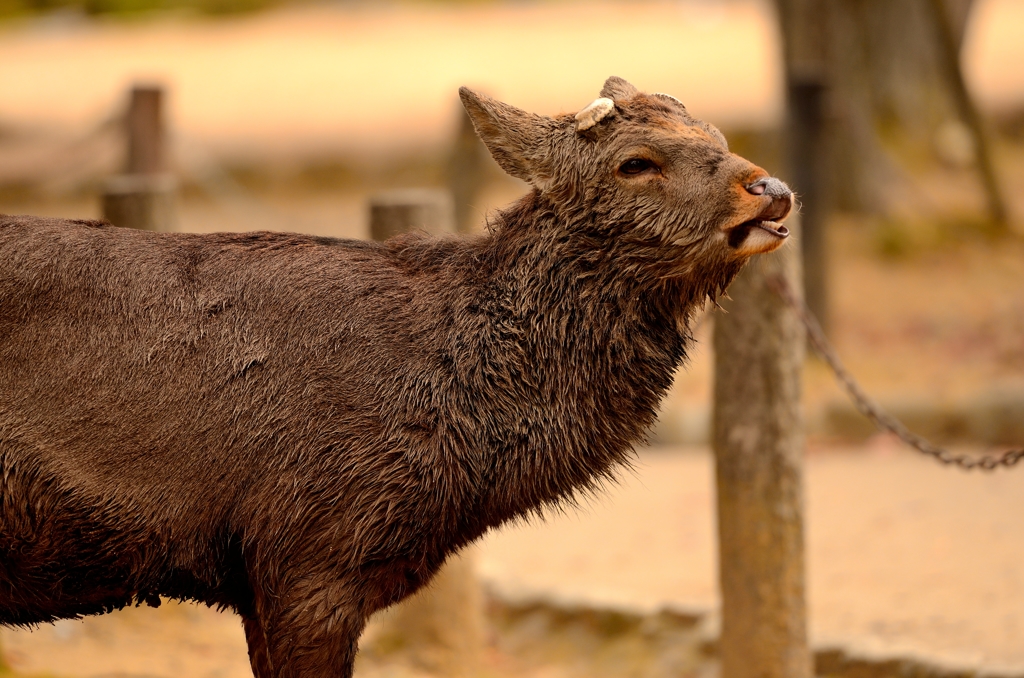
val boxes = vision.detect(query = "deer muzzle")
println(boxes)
[726,177,794,254]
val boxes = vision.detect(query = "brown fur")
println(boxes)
[0,77,791,677]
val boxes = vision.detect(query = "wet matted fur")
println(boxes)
[0,77,793,677]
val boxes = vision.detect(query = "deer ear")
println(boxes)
[459,87,552,186]
[600,76,639,101]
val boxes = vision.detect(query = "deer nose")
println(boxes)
[745,177,791,198]
[746,177,793,222]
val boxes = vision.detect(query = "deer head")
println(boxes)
[459,76,793,284]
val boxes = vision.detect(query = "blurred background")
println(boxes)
[1,1,1023,677]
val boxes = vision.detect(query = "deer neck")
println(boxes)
[468,192,705,525]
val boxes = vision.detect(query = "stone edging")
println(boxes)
[486,592,1024,678]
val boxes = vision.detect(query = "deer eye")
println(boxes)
[619,158,659,176]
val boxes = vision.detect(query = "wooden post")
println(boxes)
[364,189,484,677]
[126,85,165,175]
[102,84,177,232]
[369,188,454,241]
[102,174,177,233]
[712,216,811,678]
[447,107,488,235]
[775,0,831,332]
[787,78,829,333]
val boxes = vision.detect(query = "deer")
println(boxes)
[0,76,793,677]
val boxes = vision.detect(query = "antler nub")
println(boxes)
[575,97,615,132]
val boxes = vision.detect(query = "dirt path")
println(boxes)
[479,446,1024,673]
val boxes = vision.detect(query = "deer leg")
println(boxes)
[242,615,273,678]
[255,578,366,678]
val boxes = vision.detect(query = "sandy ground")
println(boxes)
[480,445,1024,673]
[3,446,1023,677]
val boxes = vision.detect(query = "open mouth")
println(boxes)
[754,220,789,237]
[726,219,790,248]
[725,196,793,249]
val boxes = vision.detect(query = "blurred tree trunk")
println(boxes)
[925,0,1008,230]
[773,0,1000,325]
[815,0,974,213]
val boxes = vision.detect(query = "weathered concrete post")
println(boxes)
[712,215,811,678]
[364,188,484,677]
[102,84,177,232]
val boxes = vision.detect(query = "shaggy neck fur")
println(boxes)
[418,190,741,536]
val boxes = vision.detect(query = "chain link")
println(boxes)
[768,275,1024,471]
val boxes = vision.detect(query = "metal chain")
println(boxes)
[768,275,1024,471]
